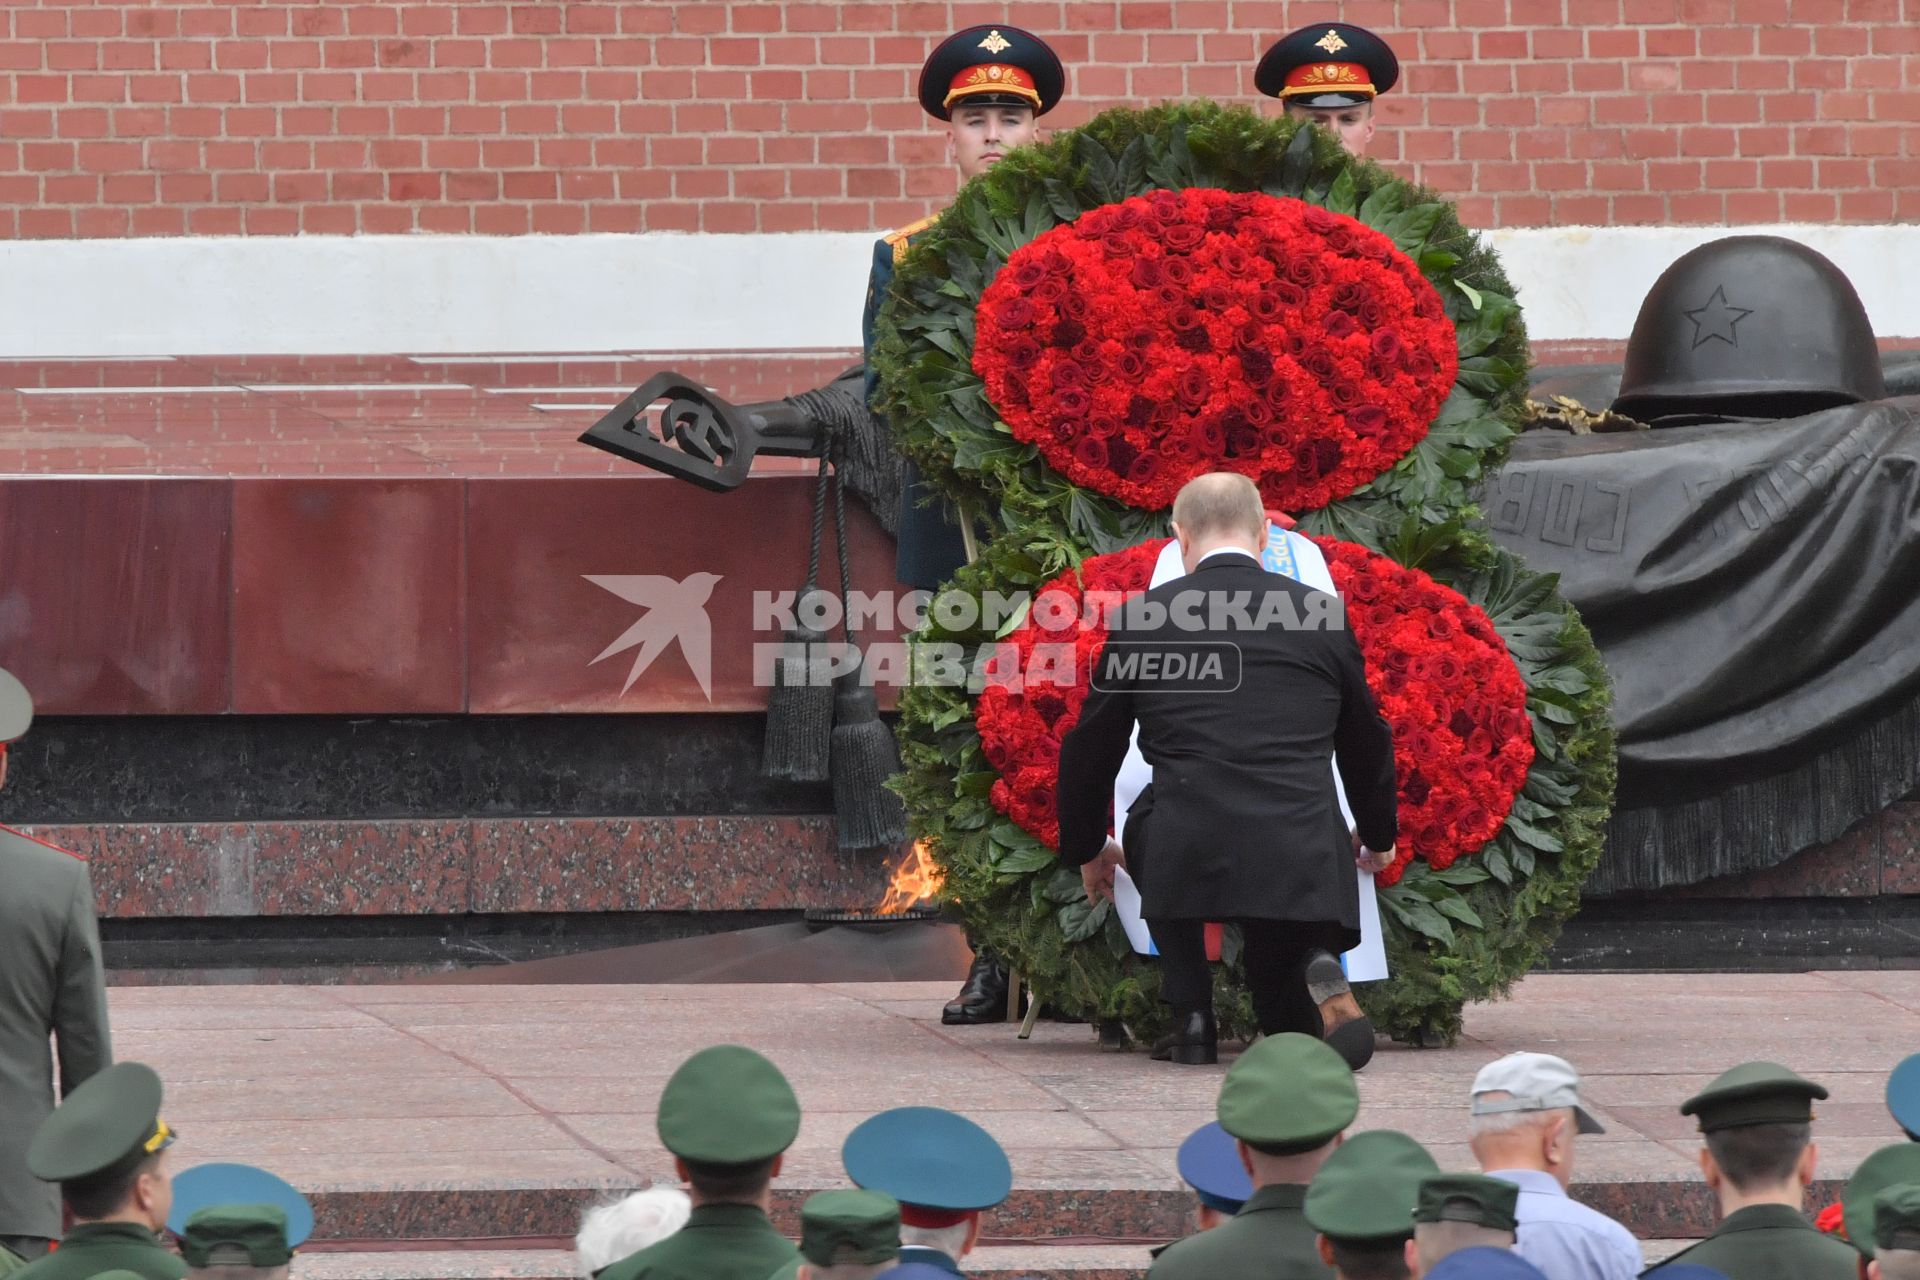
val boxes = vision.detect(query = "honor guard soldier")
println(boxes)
[168,1163,314,1280]
[1413,1174,1520,1273]
[598,1046,802,1280]
[770,1189,901,1280]
[868,24,1065,1028]
[869,22,1066,591]
[1256,23,1400,158]
[840,1106,1021,1277]
[1302,1129,1441,1280]
[15,1063,184,1280]
[0,666,113,1265]
[1650,1062,1857,1280]
[1150,1034,1360,1279]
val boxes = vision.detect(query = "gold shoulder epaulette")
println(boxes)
[885,216,936,264]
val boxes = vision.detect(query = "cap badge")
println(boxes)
[1315,29,1349,54]
[979,29,1012,54]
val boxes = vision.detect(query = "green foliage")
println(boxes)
[874,102,1612,1046]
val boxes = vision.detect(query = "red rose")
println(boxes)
[1164,222,1205,251]
[1053,316,1086,348]
[1073,435,1109,472]
[1331,281,1367,311]
[1163,257,1196,285]
[1131,257,1166,289]
[1006,337,1043,371]
[1217,244,1254,276]
[1286,257,1324,288]
[1115,351,1146,380]
[1012,260,1050,290]
[1323,311,1357,338]
[1347,405,1389,437]
[996,296,1036,329]
[1250,293,1283,322]
[1054,386,1092,417]
[1176,366,1211,407]
[1052,361,1089,389]
[1329,380,1364,409]
[1303,205,1338,232]
[1371,329,1404,361]
[1274,280,1307,308]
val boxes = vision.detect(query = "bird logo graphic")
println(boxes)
[583,572,722,700]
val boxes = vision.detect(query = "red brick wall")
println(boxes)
[2,0,1916,240]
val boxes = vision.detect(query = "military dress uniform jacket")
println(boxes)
[594,1204,798,1280]
[1648,1203,1857,1280]
[0,827,112,1240]
[10,1223,184,1280]
[1146,1184,1332,1280]
[864,220,972,593]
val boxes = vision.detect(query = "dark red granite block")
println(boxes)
[1658,814,1882,899]
[37,821,470,918]
[0,477,231,713]
[467,816,891,913]
[1881,802,1920,893]
[231,478,466,713]
[465,475,905,714]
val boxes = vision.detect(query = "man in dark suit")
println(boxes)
[0,667,113,1262]
[1056,473,1399,1068]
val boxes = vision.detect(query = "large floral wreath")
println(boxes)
[872,103,1614,1044]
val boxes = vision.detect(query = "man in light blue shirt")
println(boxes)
[1468,1053,1643,1280]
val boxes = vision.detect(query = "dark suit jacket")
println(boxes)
[1056,552,1398,932]
[0,826,112,1240]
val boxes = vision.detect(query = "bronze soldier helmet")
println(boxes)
[1611,235,1885,425]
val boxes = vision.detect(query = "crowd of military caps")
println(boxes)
[20,1042,1920,1280]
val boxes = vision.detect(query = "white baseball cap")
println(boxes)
[1470,1052,1605,1135]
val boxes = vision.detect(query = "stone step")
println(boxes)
[290,1239,1705,1280]
[291,1178,1734,1249]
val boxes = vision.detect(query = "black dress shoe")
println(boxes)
[1304,949,1376,1071]
[942,952,1012,1025]
[1149,1009,1218,1065]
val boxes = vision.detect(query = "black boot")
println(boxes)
[942,952,1012,1025]
[1150,1007,1218,1065]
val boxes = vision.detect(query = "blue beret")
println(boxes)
[1424,1246,1547,1280]
[842,1107,1012,1213]
[1888,1054,1920,1139]
[1176,1123,1252,1216]
[167,1163,314,1247]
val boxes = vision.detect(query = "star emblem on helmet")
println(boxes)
[1315,29,1349,54]
[978,29,1012,54]
[1683,285,1755,349]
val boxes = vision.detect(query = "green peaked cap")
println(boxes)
[180,1205,293,1267]
[656,1045,800,1164]
[1680,1061,1827,1133]
[1305,1130,1439,1244]
[799,1189,900,1266]
[26,1062,173,1184]
[1843,1144,1920,1258]
[1414,1174,1519,1231]
[1216,1032,1358,1150]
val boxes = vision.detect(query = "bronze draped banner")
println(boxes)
[1486,365,1920,892]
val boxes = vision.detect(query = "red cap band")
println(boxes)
[944,63,1040,109]
[899,1205,976,1229]
[1281,61,1375,98]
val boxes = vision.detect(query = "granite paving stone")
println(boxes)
[91,970,1919,1250]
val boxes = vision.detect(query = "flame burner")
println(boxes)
[803,906,942,929]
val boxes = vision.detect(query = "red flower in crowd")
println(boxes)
[973,189,1458,514]
[974,536,1533,884]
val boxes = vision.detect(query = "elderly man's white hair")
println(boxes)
[575,1186,693,1275]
